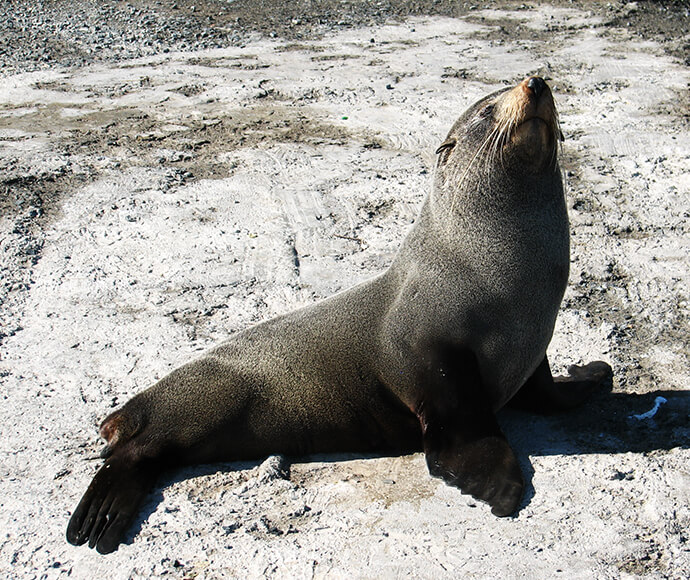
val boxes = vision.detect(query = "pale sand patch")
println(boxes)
[0,7,688,579]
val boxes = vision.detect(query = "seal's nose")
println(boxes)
[526,76,546,98]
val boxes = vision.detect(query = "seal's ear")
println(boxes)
[435,138,456,164]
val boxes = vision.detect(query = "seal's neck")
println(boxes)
[401,165,566,263]
[430,163,563,220]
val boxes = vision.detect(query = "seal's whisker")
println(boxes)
[486,124,499,169]
[495,119,512,172]
[486,125,503,183]
[484,125,503,184]
[549,115,562,168]
[450,126,500,212]
[449,126,496,189]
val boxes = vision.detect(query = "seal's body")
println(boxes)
[67,77,611,554]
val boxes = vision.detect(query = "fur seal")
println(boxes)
[67,76,612,554]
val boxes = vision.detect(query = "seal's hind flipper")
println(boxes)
[66,455,158,554]
[508,356,612,415]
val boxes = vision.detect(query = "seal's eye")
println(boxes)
[479,104,494,118]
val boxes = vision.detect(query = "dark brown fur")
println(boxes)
[67,77,611,553]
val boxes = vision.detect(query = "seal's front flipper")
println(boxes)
[417,349,524,517]
[508,356,612,415]
[66,455,159,554]
[423,409,524,516]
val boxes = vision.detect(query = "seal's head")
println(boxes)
[436,76,562,190]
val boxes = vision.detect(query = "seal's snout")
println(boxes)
[496,76,555,131]
[483,76,560,171]
[526,76,546,98]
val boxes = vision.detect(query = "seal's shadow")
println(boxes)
[500,389,690,511]
[125,389,689,544]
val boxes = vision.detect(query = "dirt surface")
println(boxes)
[0,2,688,579]
[1,0,688,77]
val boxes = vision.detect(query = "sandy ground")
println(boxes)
[0,3,689,579]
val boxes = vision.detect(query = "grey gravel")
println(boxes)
[0,0,687,77]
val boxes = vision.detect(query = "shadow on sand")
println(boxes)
[121,388,688,546]
[501,388,689,510]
